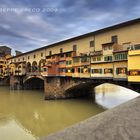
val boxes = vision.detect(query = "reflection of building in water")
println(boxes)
[102,85,105,98]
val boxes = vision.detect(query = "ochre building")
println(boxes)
[6,18,140,84]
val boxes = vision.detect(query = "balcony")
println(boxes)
[59,63,66,68]
[66,72,72,77]
[90,50,103,56]
[45,61,52,67]
[113,43,134,53]
[59,53,66,61]
[46,56,52,62]
[66,57,72,61]
[41,71,48,77]
[80,73,90,78]
[59,72,66,77]
[51,56,59,62]
[73,62,81,67]
[72,51,76,57]
[72,72,80,78]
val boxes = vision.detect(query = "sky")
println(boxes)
[0,0,140,54]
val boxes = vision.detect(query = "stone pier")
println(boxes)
[10,75,24,90]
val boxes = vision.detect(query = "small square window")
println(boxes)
[41,53,43,57]
[73,45,77,51]
[49,51,52,56]
[111,35,118,43]
[60,48,63,53]
[90,41,94,47]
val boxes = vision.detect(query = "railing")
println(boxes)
[90,51,103,56]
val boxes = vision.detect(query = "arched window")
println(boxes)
[32,61,38,72]
[26,62,31,72]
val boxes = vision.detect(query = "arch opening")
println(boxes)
[65,82,95,99]
[26,62,31,73]
[24,77,44,90]
[39,59,45,72]
[32,61,38,72]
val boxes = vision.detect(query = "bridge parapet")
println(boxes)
[26,72,41,76]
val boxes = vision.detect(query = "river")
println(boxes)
[0,83,139,140]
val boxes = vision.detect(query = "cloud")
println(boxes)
[0,0,140,53]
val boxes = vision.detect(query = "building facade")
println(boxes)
[5,18,140,83]
[128,49,140,82]
[0,46,11,78]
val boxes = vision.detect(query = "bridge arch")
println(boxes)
[64,79,131,99]
[64,80,104,99]
[10,63,16,75]
[39,59,45,72]
[24,76,44,90]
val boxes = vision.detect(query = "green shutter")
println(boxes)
[100,69,102,74]
[110,56,112,61]
[125,68,127,74]
[116,68,118,75]
[110,69,113,73]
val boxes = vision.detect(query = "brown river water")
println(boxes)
[0,83,139,140]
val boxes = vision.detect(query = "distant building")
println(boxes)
[0,46,11,78]
[0,46,11,57]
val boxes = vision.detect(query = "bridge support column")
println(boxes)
[0,77,10,86]
[44,77,66,99]
[10,75,23,90]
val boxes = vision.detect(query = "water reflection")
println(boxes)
[1,83,138,139]
[95,83,139,109]
[0,86,104,140]
[0,118,36,140]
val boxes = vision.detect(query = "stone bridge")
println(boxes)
[44,77,96,99]
[10,73,140,99]
[43,77,135,100]
[10,72,44,90]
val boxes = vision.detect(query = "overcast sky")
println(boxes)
[0,0,140,54]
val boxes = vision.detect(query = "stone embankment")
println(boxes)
[41,96,140,140]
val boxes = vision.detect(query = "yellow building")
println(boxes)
[0,54,12,78]
[128,49,140,82]
[0,57,6,78]
[6,18,140,82]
